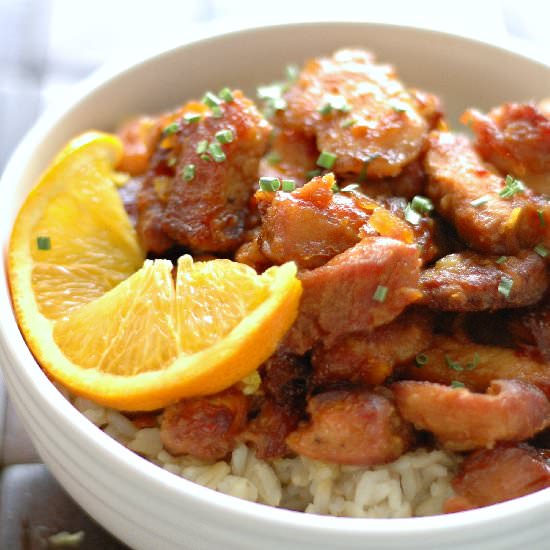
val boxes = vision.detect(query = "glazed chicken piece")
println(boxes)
[392,379,550,451]
[160,388,249,461]
[509,299,550,361]
[464,103,550,195]
[285,236,422,354]
[408,88,445,131]
[420,250,548,311]
[401,335,550,398]
[311,309,433,388]
[444,445,550,513]
[278,49,428,178]
[424,131,550,255]
[258,127,318,187]
[137,91,271,254]
[286,389,412,465]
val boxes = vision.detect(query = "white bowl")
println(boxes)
[1,21,550,550]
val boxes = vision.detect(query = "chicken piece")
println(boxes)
[160,389,249,461]
[401,335,550,398]
[285,236,421,354]
[392,379,550,451]
[444,445,550,513]
[286,389,412,465]
[409,88,445,131]
[509,300,550,361]
[424,131,550,255]
[464,103,550,195]
[117,115,162,176]
[258,128,318,187]
[254,174,377,270]
[312,309,433,387]
[278,49,428,178]
[420,250,548,311]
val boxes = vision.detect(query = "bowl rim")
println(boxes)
[1,18,549,540]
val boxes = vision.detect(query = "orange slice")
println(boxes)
[8,132,302,411]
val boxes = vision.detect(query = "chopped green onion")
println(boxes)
[411,195,434,214]
[272,98,287,111]
[415,353,428,368]
[182,164,196,181]
[257,84,283,101]
[451,381,466,389]
[183,112,201,124]
[445,355,463,371]
[318,103,333,116]
[317,151,337,170]
[319,96,351,116]
[495,256,507,264]
[259,176,281,192]
[538,210,546,227]
[281,179,296,192]
[162,122,179,135]
[404,204,422,225]
[215,129,234,144]
[331,182,340,193]
[306,169,322,180]
[341,183,360,192]
[286,64,299,82]
[218,87,234,102]
[166,156,177,167]
[373,285,388,303]
[266,152,281,165]
[466,352,480,371]
[341,118,357,128]
[391,105,407,114]
[208,142,226,163]
[499,174,526,199]
[202,91,222,108]
[196,140,208,155]
[534,244,549,258]
[200,153,211,162]
[37,236,51,250]
[471,194,491,207]
[498,276,514,298]
[211,105,224,118]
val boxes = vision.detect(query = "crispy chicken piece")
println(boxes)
[464,103,550,195]
[278,49,428,178]
[160,388,249,461]
[444,445,550,513]
[311,309,433,387]
[392,379,550,451]
[258,128,318,187]
[401,335,550,398]
[117,115,162,176]
[424,131,550,255]
[420,250,548,311]
[285,236,421,354]
[286,389,412,465]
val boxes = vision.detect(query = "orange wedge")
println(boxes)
[8,132,302,411]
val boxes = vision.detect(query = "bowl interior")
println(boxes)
[1,21,550,549]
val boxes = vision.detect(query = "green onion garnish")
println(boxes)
[499,174,526,199]
[286,64,299,82]
[331,182,340,193]
[445,355,463,371]
[183,113,201,124]
[498,276,514,297]
[196,140,208,155]
[259,177,281,192]
[404,204,422,225]
[341,183,360,192]
[318,103,333,116]
[373,285,388,303]
[281,179,296,192]
[341,118,357,128]
[411,195,434,214]
[211,105,224,118]
[451,381,466,389]
[318,96,351,116]
[163,122,179,135]
[218,87,234,102]
[272,98,287,111]
[471,195,491,207]
[215,129,234,144]
[534,244,549,258]
[266,152,281,165]
[166,156,177,167]
[200,153,211,162]
[317,151,337,170]
[415,353,428,368]
[182,164,196,181]
[36,236,51,250]
[306,169,322,180]
[466,352,480,371]
[257,84,283,101]
[202,91,222,108]
[495,256,507,264]
[538,210,546,227]
[208,142,226,163]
